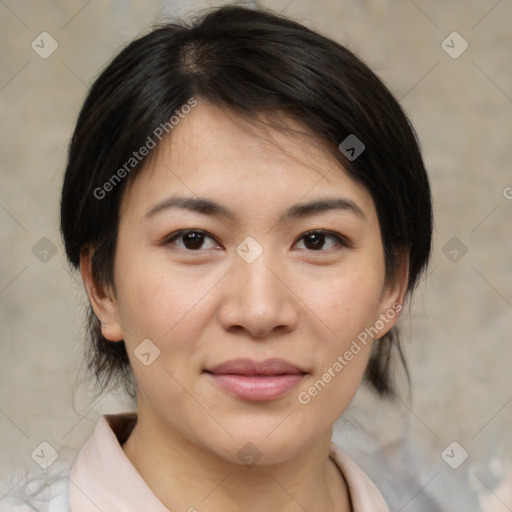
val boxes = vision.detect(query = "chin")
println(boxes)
[206,419,317,467]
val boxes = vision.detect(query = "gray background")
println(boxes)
[1,0,511,510]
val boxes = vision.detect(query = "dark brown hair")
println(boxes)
[60,4,433,400]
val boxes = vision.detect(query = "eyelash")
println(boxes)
[162,229,351,252]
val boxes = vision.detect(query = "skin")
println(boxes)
[81,100,408,512]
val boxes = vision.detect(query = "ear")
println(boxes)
[79,248,124,342]
[373,249,410,339]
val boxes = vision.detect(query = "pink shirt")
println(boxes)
[69,412,389,511]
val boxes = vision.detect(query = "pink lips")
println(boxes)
[205,358,307,401]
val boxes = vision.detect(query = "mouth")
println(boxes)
[203,358,308,401]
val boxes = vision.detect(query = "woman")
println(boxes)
[56,3,432,510]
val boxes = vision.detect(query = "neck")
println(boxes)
[121,406,350,512]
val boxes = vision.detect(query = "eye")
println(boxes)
[293,230,349,251]
[165,229,221,251]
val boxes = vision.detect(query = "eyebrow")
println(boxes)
[145,195,366,222]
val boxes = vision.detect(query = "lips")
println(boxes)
[206,358,307,376]
[204,358,308,401]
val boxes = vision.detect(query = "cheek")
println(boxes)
[294,274,379,424]
[113,260,212,396]
[113,239,202,336]
[304,262,385,337]
[296,257,384,388]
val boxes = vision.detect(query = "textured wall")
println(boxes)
[0,1,511,511]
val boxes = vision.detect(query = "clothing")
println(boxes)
[4,413,389,511]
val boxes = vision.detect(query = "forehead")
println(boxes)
[120,101,377,222]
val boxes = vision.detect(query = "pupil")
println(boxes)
[184,232,203,249]
[306,233,324,250]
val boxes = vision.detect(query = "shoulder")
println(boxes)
[1,413,135,512]
[329,442,390,512]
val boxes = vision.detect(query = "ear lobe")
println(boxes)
[79,248,124,342]
[374,249,410,339]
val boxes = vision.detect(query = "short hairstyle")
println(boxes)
[60,4,433,400]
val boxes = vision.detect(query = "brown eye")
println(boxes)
[167,230,219,251]
[294,230,347,251]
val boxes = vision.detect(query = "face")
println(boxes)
[85,100,406,465]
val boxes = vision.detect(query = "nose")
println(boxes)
[217,251,299,339]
